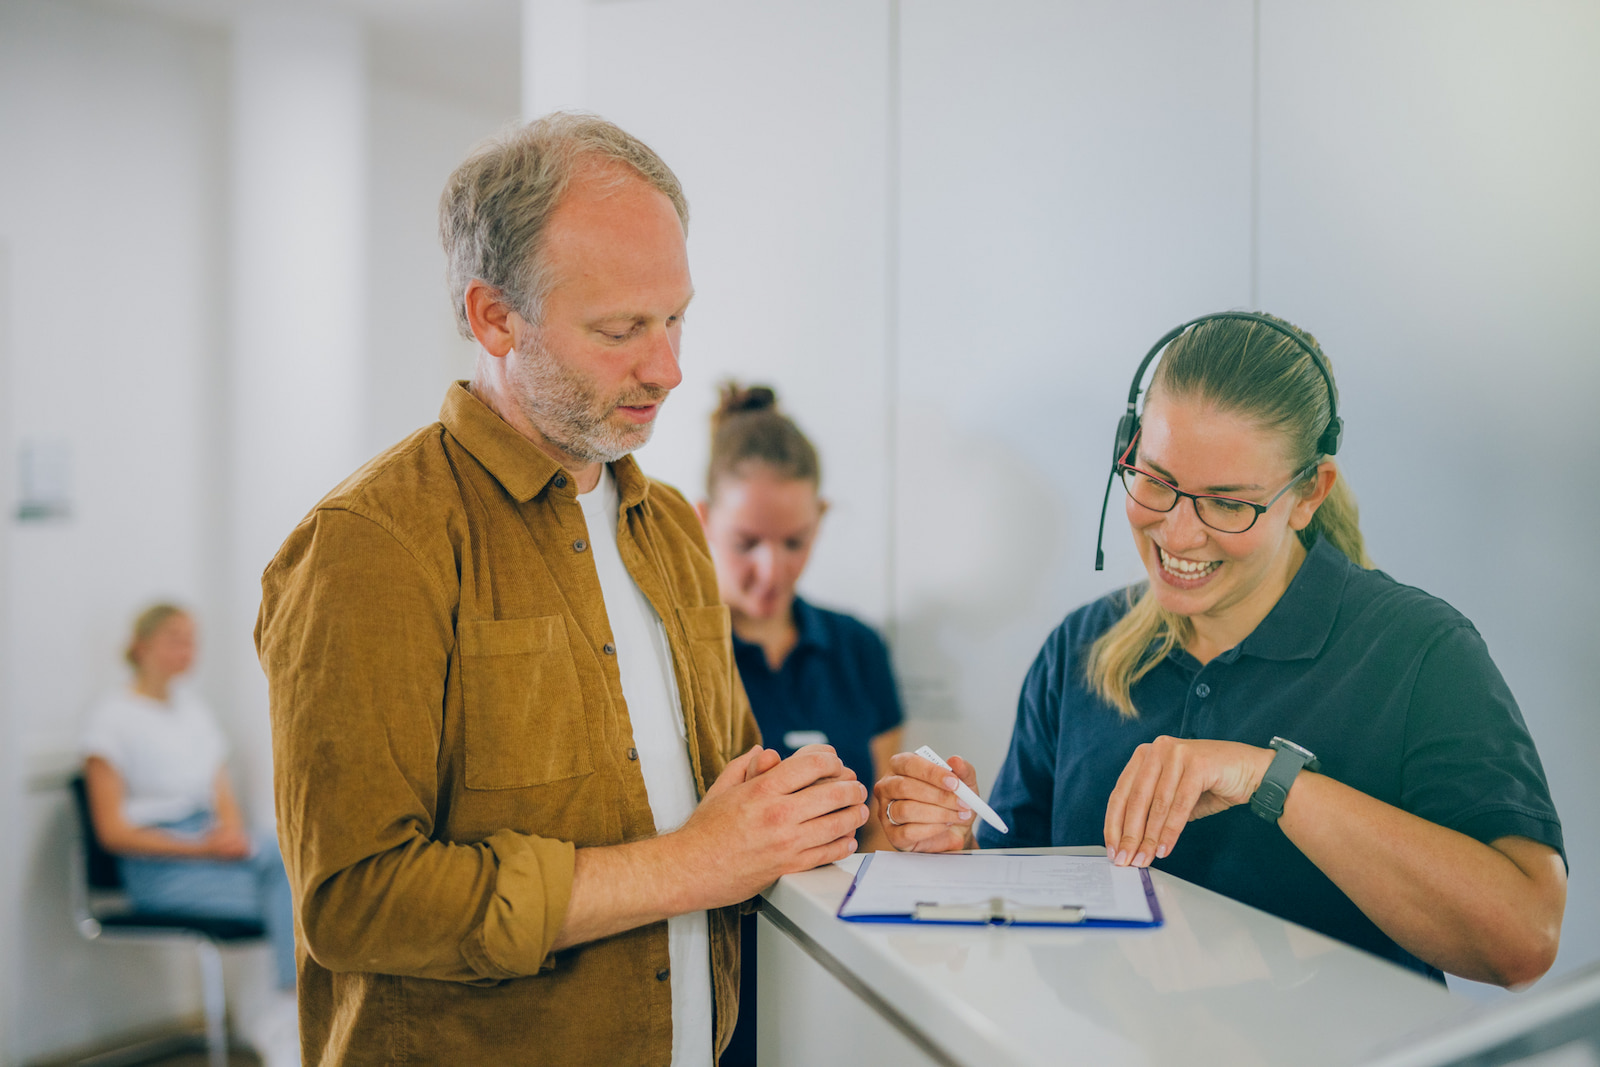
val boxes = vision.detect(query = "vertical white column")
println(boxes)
[0,243,18,1067]
[522,0,588,119]
[228,8,368,824]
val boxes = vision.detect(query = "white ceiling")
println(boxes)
[85,0,523,115]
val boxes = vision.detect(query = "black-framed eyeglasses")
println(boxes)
[1116,431,1318,534]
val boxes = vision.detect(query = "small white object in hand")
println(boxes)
[914,745,1009,835]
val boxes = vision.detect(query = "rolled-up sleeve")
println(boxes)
[257,506,577,984]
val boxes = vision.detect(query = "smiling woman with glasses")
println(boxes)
[873,312,1567,989]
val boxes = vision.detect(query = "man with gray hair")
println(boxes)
[256,113,868,1065]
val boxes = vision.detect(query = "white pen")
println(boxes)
[914,745,1009,835]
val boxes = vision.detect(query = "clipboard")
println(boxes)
[836,852,1163,928]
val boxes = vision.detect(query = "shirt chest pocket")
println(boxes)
[458,616,594,790]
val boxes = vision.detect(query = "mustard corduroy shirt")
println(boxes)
[256,382,759,1065]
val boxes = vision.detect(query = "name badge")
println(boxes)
[783,729,829,749]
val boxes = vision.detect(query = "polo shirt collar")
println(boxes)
[439,381,652,508]
[731,597,833,660]
[1236,534,1350,662]
[791,597,833,652]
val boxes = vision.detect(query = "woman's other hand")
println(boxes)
[873,751,981,853]
[1103,736,1274,867]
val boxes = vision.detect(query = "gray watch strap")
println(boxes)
[1249,737,1320,823]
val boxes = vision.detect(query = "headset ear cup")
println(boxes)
[1113,413,1139,466]
[1318,416,1344,457]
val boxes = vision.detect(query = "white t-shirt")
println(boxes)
[80,687,227,827]
[578,467,713,1067]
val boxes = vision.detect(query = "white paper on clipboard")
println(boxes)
[838,852,1157,924]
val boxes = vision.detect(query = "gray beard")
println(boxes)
[507,336,667,465]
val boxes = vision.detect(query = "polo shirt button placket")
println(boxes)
[1180,676,1210,737]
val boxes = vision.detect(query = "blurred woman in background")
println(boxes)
[81,603,296,991]
[698,383,904,1064]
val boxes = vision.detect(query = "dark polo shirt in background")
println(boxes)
[731,596,904,792]
[726,597,904,1067]
[979,535,1564,982]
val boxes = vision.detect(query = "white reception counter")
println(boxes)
[756,847,1480,1067]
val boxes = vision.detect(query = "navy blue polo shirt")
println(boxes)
[731,597,904,791]
[977,535,1564,981]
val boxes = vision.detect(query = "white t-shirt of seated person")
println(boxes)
[81,688,227,828]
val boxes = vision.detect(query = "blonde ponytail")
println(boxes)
[1301,468,1372,569]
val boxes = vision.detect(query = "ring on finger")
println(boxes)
[886,799,906,826]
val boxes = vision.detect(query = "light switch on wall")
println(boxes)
[16,438,72,521]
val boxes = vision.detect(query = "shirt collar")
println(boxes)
[439,381,652,509]
[1236,534,1351,662]
[791,596,833,652]
[730,597,832,659]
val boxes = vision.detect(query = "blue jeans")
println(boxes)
[119,813,296,989]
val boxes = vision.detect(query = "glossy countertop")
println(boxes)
[760,847,1474,1067]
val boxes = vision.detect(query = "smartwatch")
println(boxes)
[1249,736,1320,823]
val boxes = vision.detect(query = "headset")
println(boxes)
[1093,311,1344,571]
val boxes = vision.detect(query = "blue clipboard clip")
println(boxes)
[912,896,1087,925]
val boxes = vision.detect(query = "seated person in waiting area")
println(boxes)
[696,382,905,1067]
[874,312,1566,987]
[81,603,296,990]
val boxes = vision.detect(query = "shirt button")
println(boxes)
[553,475,567,489]
[1195,683,1211,698]
[603,642,616,655]
[572,539,587,552]
[627,748,638,761]
[656,968,670,981]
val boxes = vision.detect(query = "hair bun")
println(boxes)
[713,382,778,426]
[706,381,819,494]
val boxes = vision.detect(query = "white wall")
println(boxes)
[225,7,372,827]
[366,82,501,455]
[893,0,1256,774]
[585,0,898,624]
[0,3,226,1060]
[0,237,19,1066]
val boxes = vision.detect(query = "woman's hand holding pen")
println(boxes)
[872,751,981,853]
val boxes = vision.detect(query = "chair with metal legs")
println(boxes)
[67,775,266,1067]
